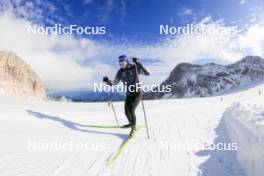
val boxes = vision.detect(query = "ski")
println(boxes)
[107,126,144,165]
[85,124,145,129]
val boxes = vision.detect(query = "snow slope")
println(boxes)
[224,100,264,176]
[0,83,263,176]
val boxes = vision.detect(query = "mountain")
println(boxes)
[48,90,125,102]
[144,56,264,99]
[0,51,47,100]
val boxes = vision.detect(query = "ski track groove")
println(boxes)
[34,154,67,176]
[32,155,63,176]
[83,145,115,176]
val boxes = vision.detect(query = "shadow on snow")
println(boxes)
[196,117,246,176]
[27,110,128,140]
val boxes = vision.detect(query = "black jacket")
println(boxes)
[111,63,150,96]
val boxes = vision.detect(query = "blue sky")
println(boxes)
[0,0,264,90]
[31,0,262,42]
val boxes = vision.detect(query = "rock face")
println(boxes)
[0,51,47,100]
[145,56,264,99]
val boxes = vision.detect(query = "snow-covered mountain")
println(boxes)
[145,56,264,99]
[48,90,125,102]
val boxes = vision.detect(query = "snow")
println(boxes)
[0,88,5,95]
[224,102,264,176]
[0,83,264,176]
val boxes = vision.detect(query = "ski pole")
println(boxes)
[134,63,150,139]
[108,91,119,126]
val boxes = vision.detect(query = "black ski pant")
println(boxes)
[124,93,140,127]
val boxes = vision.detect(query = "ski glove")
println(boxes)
[132,57,140,64]
[103,76,109,83]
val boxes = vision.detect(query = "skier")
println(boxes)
[103,55,150,136]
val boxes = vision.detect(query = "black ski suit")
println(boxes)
[111,63,150,126]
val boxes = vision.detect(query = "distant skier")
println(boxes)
[103,55,150,136]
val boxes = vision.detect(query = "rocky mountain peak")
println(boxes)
[144,56,264,99]
[0,51,47,100]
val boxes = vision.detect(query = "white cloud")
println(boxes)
[240,0,247,5]
[0,0,66,25]
[1,2,264,91]
[183,8,193,16]
[178,7,193,17]
[239,25,264,56]
[0,12,116,90]
[248,4,264,26]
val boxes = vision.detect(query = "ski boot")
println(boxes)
[129,126,136,137]
[121,124,132,128]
